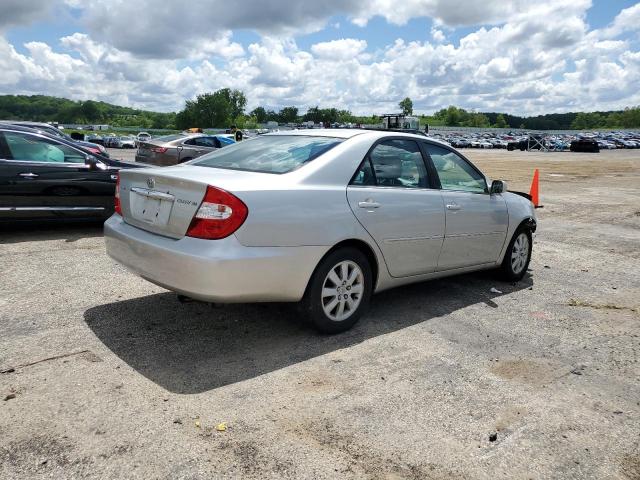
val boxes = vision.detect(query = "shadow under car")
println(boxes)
[84,271,533,394]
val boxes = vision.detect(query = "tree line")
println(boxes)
[1,93,639,131]
[0,95,176,129]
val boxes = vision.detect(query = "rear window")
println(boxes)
[191,135,343,174]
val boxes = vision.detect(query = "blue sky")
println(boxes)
[0,1,639,115]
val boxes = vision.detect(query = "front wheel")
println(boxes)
[500,227,532,281]
[300,248,373,334]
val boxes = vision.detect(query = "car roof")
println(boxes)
[0,123,50,134]
[264,128,452,147]
[0,120,54,128]
[266,128,366,139]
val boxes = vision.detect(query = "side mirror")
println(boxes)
[490,180,507,194]
[85,155,106,170]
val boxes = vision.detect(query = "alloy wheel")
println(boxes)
[511,233,530,274]
[321,260,364,322]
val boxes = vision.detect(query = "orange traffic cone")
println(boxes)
[529,169,542,208]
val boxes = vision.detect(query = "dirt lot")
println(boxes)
[1,149,639,479]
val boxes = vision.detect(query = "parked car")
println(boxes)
[0,124,145,222]
[570,139,599,153]
[0,121,110,158]
[135,133,235,166]
[105,130,536,333]
[85,133,105,146]
[102,135,118,148]
[136,132,151,144]
[115,136,137,149]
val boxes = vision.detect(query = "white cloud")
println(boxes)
[431,28,445,43]
[600,3,640,38]
[311,39,367,60]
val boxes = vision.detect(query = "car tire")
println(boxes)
[300,247,373,334]
[179,157,193,164]
[500,226,532,281]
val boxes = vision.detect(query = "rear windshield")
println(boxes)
[191,135,343,174]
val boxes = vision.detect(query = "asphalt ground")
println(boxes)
[1,148,639,479]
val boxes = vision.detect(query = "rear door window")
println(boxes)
[351,139,429,188]
[2,132,86,163]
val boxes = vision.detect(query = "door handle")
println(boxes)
[358,200,380,209]
[19,173,39,178]
[446,203,461,211]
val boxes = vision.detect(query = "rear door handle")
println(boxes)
[358,200,380,209]
[446,203,461,211]
[19,173,39,178]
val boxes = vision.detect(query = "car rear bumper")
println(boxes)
[104,214,328,302]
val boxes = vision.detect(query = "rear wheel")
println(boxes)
[179,157,193,164]
[500,227,532,281]
[301,248,372,333]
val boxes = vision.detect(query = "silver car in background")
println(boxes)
[135,133,234,166]
[115,136,137,149]
[106,130,536,333]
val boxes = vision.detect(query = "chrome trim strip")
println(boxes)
[446,231,505,238]
[130,187,175,201]
[0,207,105,211]
[384,235,443,243]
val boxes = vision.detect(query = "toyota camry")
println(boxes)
[105,130,536,333]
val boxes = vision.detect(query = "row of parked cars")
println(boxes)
[428,131,640,152]
[82,132,151,148]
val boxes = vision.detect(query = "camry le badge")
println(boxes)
[146,178,155,189]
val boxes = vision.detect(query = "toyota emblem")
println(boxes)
[146,177,155,189]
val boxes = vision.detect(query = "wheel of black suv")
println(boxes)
[500,227,532,281]
[301,247,373,334]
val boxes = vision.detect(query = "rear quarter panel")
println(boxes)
[234,186,372,247]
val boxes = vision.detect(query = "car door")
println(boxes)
[347,138,445,277]
[0,130,114,220]
[422,143,508,270]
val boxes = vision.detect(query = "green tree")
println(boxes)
[436,106,466,126]
[303,106,321,123]
[464,113,490,128]
[250,106,267,123]
[494,114,508,128]
[227,89,247,119]
[80,100,101,122]
[175,89,247,128]
[278,106,299,124]
[399,97,413,115]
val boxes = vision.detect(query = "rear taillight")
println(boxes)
[186,186,248,240]
[151,146,167,153]
[114,173,122,215]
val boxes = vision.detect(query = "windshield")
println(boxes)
[191,135,343,174]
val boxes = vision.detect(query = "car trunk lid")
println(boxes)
[118,166,263,239]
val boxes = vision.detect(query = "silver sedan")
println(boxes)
[105,130,536,333]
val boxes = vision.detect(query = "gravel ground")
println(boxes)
[1,149,639,479]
